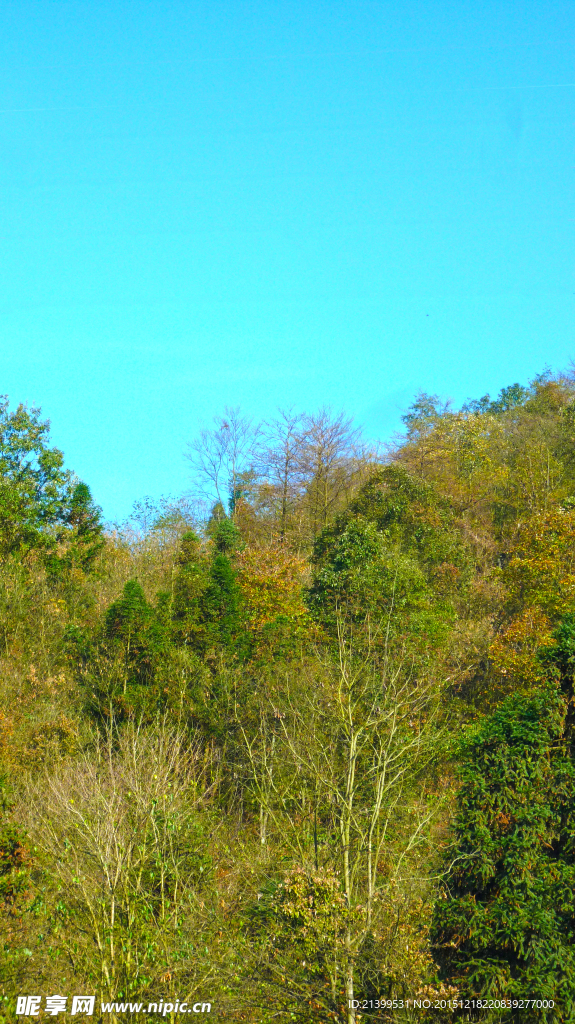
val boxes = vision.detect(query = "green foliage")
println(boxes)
[168,528,242,655]
[85,581,171,721]
[262,868,348,971]
[211,517,241,554]
[205,500,227,540]
[308,467,470,652]
[541,613,575,685]
[463,382,530,416]
[432,685,575,1018]
[308,517,429,623]
[401,393,447,437]
[247,868,349,1022]
[10,375,575,1019]
[169,531,210,648]
[201,554,240,649]
[0,398,73,560]
[312,466,468,576]
[0,822,29,910]
[45,482,104,580]
[105,580,169,684]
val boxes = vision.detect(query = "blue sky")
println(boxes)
[1,1,574,521]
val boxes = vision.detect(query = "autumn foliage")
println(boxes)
[3,376,575,1020]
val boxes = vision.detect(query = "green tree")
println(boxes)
[0,398,73,559]
[311,466,467,581]
[432,685,575,1019]
[65,483,104,566]
[105,580,168,683]
[169,531,209,649]
[88,581,170,721]
[308,467,470,654]
[45,482,104,580]
[201,554,240,651]
[187,519,241,653]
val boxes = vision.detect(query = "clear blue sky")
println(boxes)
[2,1,574,522]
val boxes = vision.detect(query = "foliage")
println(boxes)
[84,580,171,721]
[490,507,575,689]
[201,553,241,651]
[248,868,350,1022]
[432,685,575,1019]
[307,468,471,668]
[105,580,169,684]
[6,376,575,1021]
[21,726,218,1009]
[0,398,73,560]
[168,531,210,648]
[234,545,311,658]
[0,822,29,912]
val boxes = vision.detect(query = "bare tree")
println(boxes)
[258,408,306,545]
[23,724,218,1017]
[186,405,378,545]
[298,408,367,538]
[130,494,204,542]
[185,407,261,513]
[243,625,446,1024]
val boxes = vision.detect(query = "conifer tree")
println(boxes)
[432,684,575,1019]
[201,554,240,650]
[90,582,170,721]
[45,482,104,579]
[169,531,209,648]
[105,580,168,686]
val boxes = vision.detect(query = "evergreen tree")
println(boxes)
[211,515,240,554]
[201,519,242,649]
[168,524,242,654]
[66,483,104,564]
[105,580,168,686]
[0,398,73,559]
[45,482,104,579]
[432,684,575,1019]
[88,581,171,720]
[169,531,209,648]
[201,553,240,650]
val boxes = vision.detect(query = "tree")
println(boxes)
[186,407,260,513]
[462,382,530,416]
[86,581,170,721]
[200,554,240,652]
[489,506,575,690]
[131,494,201,544]
[244,631,445,1023]
[398,376,575,534]
[104,580,168,686]
[307,466,471,656]
[0,398,73,559]
[45,482,104,578]
[258,409,306,545]
[399,393,451,479]
[432,685,575,1019]
[23,725,216,1018]
[234,544,311,660]
[298,408,366,538]
[169,531,210,648]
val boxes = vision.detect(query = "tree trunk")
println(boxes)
[345,927,356,1024]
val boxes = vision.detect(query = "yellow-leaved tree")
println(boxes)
[490,506,575,688]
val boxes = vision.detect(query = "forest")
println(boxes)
[2,370,575,1023]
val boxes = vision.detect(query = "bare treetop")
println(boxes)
[185,406,261,510]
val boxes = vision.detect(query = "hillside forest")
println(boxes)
[3,371,575,1022]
